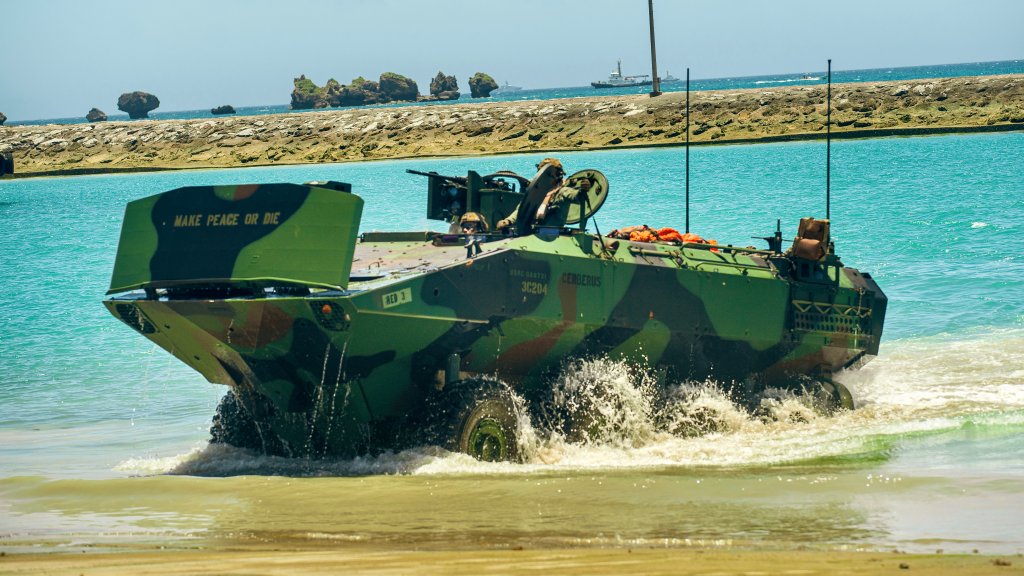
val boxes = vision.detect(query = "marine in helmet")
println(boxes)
[460,211,488,258]
[496,158,583,232]
[443,182,465,233]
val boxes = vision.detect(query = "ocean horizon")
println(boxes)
[6,58,1023,127]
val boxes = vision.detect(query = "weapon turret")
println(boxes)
[409,169,526,230]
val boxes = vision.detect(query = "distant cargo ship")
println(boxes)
[591,60,652,89]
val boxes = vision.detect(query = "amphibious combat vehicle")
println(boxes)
[105,162,887,461]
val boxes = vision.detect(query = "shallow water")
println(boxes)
[1,133,1022,554]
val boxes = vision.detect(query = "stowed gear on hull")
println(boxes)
[105,164,887,460]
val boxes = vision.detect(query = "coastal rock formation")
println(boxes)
[86,108,107,122]
[291,75,328,109]
[211,105,236,115]
[323,79,345,107]
[429,71,460,101]
[293,74,422,109]
[117,92,160,119]
[379,72,419,102]
[0,112,6,125]
[3,74,1022,177]
[469,72,498,98]
[333,77,384,107]
[352,77,385,105]
[323,79,344,107]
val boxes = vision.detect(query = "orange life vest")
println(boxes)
[629,229,659,243]
[609,226,718,249]
[657,227,684,243]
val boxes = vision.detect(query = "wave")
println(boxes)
[114,328,1024,478]
[841,327,1024,412]
[753,77,821,85]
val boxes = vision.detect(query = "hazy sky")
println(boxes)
[2,0,1022,120]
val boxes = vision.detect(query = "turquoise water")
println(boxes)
[8,59,1023,126]
[1,133,1022,554]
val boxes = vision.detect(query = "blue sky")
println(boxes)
[2,0,1022,121]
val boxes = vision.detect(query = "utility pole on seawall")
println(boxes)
[648,0,662,96]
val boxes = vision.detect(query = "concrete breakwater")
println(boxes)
[2,75,1022,177]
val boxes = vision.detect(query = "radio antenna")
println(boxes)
[826,58,832,221]
[685,67,690,233]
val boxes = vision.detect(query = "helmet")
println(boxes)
[537,157,564,175]
[459,211,488,231]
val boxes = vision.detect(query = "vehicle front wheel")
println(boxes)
[209,388,287,455]
[436,378,522,462]
[210,389,260,449]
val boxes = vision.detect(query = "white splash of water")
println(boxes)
[837,328,1024,415]
[546,357,658,447]
[659,382,749,436]
[116,444,213,476]
[118,329,1024,477]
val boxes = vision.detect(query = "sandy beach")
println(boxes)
[2,547,1021,575]
[1,74,1021,178]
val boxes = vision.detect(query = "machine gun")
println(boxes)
[406,169,468,186]
[754,219,784,254]
[411,168,526,229]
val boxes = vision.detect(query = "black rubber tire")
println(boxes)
[209,389,265,451]
[560,403,606,444]
[664,405,728,438]
[435,378,522,462]
[815,380,856,413]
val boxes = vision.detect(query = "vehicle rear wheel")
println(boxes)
[436,378,522,462]
[813,380,855,413]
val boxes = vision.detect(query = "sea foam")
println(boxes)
[116,330,1024,478]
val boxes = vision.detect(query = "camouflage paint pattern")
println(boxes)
[108,182,362,293]
[105,177,886,457]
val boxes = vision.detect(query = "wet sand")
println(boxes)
[0,74,1021,178]
[1,547,1021,575]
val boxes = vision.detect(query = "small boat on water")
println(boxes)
[491,81,522,96]
[592,60,652,89]
[661,70,681,83]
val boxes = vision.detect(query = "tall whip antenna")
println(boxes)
[826,58,832,221]
[685,67,690,233]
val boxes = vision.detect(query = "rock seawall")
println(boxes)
[2,75,1022,177]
